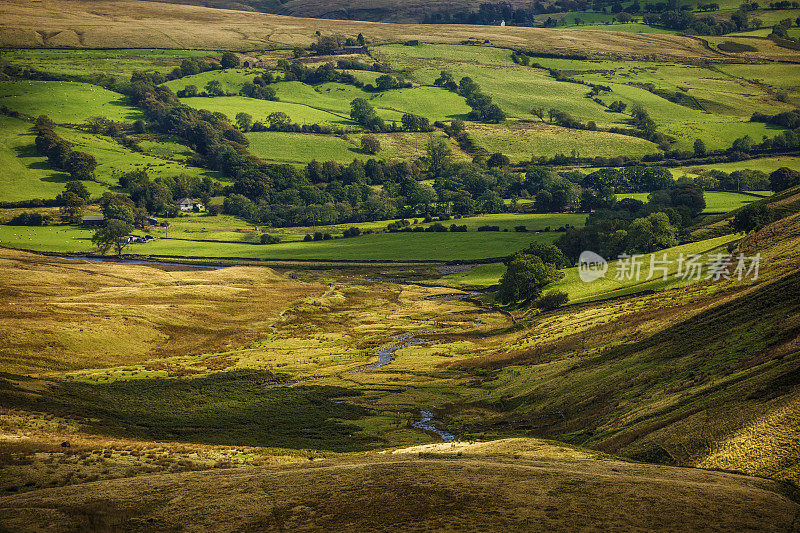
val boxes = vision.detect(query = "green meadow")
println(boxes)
[178,96,351,125]
[616,191,762,212]
[0,80,142,123]
[671,156,800,177]
[54,125,223,186]
[469,122,658,160]
[1,48,216,79]
[0,116,110,201]
[547,234,742,303]
[164,69,266,94]
[146,212,586,244]
[372,44,793,150]
[0,224,562,261]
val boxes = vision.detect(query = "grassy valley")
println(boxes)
[1,0,800,529]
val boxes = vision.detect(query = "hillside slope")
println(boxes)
[0,0,732,60]
[449,190,800,485]
[1,439,798,531]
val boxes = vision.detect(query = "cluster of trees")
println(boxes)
[751,110,800,130]
[336,59,391,73]
[422,1,582,26]
[497,242,567,304]
[90,193,139,255]
[643,8,753,34]
[434,72,505,123]
[57,181,91,224]
[240,74,279,101]
[770,17,800,40]
[6,212,53,226]
[306,33,365,55]
[33,116,98,181]
[118,169,221,216]
[557,185,705,262]
[349,98,431,133]
[693,168,771,191]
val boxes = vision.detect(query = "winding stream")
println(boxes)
[412,409,456,442]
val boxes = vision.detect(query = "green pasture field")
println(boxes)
[0,225,96,252]
[245,130,455,164]
[0,80,142,123]
[246,131,361,164]
[55,125,223,186]
[372,45,616,125]
[0,116,110,201]
[137,139,194,160]
[616,191,761,212]
[469,122,659,160]
[0,114,218,202]
[276,81,470,122]
[548,234,741,303]
[178,95,352,125]
[0,49,216,79]
[373,45,792,150]
[670,156,800,177]
[716,62,800,105]
[428,262,506,288]
[133,229,563,261]
[163,69,268,95]
[0,223,559,261]
[146,211,586,244]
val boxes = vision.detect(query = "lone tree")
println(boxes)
[361,134,381,155]
[220,52,240,69]
[64,151,97,181]
[350,98,384,131]
[731,203,772,233]
[530,107,545,121]
[92,219,133,256]
[426,138,452,177]
[235,112,253,132]
[497,253,564,304]
[769,167,800,192]
[693,138,706,156]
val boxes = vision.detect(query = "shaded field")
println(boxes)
[0,447,796,532]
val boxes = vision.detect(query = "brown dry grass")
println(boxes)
[0,248,324,373]
[0,442,797,531]
[0,0,755,61]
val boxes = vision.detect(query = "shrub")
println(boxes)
[8,212,52,226]
[342,227,362,237]
[260,233,281,244]
[514,225,528,232]
[535,290,570,310]
[361,135,381,155]
[425,223,447,232]
[477,225,500,231]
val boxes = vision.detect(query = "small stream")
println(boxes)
[412,409,456,442]
[353,332,429,372]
